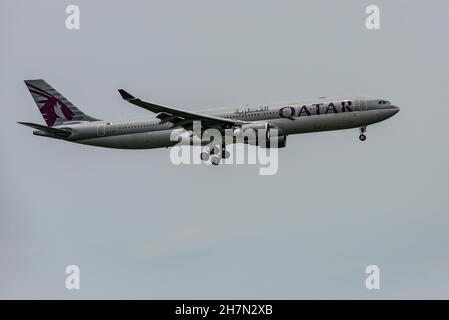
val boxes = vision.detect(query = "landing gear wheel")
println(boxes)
[211,156,221,165]
[200,152,210,161]
[221,150,231,159]
[359,126,367,141]
[209,146,220,155]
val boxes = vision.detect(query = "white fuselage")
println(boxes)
[35,97,399,149]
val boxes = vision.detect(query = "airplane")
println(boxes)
[19,79,400,165]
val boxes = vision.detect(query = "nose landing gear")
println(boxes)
[359,126,367,141]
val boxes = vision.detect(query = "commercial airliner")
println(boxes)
[19,79,399,165]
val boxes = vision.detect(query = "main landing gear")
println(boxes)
[359,126,367,141]
[200,144,230,165]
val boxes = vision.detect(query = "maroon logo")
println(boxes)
[27,83,74,126]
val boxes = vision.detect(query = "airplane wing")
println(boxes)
[118,89,247,129]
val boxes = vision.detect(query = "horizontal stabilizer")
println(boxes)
[18,122,72,138]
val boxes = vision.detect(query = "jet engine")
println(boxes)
[233,122,287,148]
[266,134,287,148]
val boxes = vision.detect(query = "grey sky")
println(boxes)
[1,0,449,299]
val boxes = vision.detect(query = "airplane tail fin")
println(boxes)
[24,79,98,126]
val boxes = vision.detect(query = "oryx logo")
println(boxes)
[27,83,74,126]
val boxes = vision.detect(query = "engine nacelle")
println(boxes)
[265,134,287,148]
[233,122,286,148]
[234,122,270,139]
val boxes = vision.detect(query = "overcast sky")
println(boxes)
[1,0,449,299]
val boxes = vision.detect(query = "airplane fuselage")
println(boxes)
[32,97,399,149]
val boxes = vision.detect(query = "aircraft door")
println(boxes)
[97,123,106,137]
[358,99,367,111]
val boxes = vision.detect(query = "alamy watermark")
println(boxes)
[169,121,281,175]
[65,265,80,290]
[65,5,80,30]
[365,265,380,290]
[365,5,380,30]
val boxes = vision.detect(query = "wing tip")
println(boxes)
[118,89,135,101]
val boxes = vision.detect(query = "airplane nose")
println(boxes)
[376,105,400,121]
[391,105,400,115]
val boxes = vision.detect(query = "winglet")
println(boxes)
[118,89,135,101]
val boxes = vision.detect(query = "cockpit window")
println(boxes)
[378,100,390,105]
